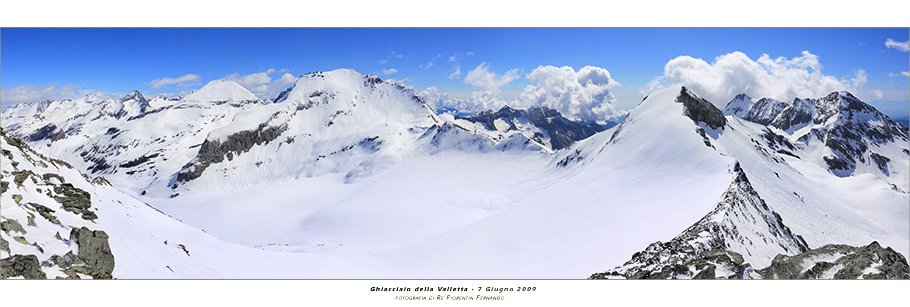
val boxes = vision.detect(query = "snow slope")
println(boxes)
[147,86,739,278]
[3,71,906,279]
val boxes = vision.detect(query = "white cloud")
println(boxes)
[515,65,624,123]
[873,89,884,100]
[0,83,118,107]
[463,62,520,89]
[905,71,910,77]
[147,73,201,89]
[378,51,404,65]
[448,52,473,63]
[222,69,280,89]
[251,73,298,101]
[1,83,60,106]
[420,54,441,69]
[382,68,398,75]
[421,87,510,115]
[649,51,875,108]
[445,52,474,79]
[424,65,626,123]
[448,65,462,79]
[221,69,297,101]
[885,38,910,52]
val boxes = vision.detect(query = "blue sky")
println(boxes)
[2,28,908,119]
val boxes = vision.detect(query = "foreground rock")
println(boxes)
[1,254,47,279]
[68,227,115,278]
[758,242,909,279]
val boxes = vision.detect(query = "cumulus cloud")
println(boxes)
[648,51,874,108]
[892,71,910,78]
[515,65,624,123]
[421,87,510,115]
[424,65,626,123]
[464,62,520,89]
[248,72,298,101]
[221,69,287,89]
[147,73,201,89]
[885,38,910,52]
[382,68,398,75]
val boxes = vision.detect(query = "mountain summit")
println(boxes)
[180,80,262,106]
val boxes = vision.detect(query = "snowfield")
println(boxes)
[2,69,907,279]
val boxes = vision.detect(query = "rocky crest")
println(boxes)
[677,86,726,130]
[590,162,808,279]
[758,241,909,279]
[2,128,115,279]
[724,91,909,180]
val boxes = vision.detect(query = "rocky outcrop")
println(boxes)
[758,242,909,279]
[69,227,115,278]
[677,87,726,130]
[53,183,96,220]
[176,123,288,184]
[1,218,27,234]
[1,254,47,279]
[590,163,808,279]
[26,123,66,143]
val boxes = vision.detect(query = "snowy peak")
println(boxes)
[724,90,909,185]
[172,69,443,190]
[723,93,752,118]
[456,105,607,150]
[181,80,261,106]
[591,163,809,279]
[120,90,150,114]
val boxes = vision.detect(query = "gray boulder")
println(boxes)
[69,227,115,277]
[1,254,47,279]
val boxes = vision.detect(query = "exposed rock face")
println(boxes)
[0,237,8,253]
[175,123,288,183]
[677,87,726,130]
[1,218,27,234]
[758,242,910,279]
[1,254,47,279]
[458,106,608,150]
[69,227,115,278]
[26,123,66,143]
[53,183,96,220]
[590,163,807,279]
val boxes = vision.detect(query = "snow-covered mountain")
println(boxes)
[2,69,598,197]
[2,69,907,279]
[723,91,909,190]
[456,106,609,150]
[1,128,303,278]
[578,87,908,278]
